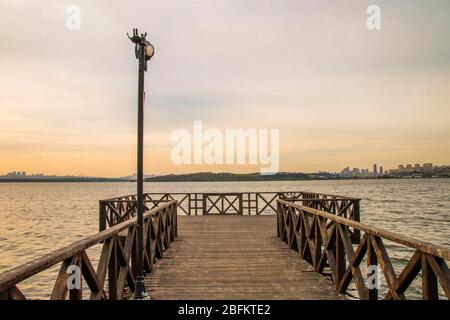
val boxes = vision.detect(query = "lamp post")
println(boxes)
[127,28,154,300]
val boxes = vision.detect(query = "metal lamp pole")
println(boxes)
[128,28,154,300]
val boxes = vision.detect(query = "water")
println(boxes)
[0,179,449,299]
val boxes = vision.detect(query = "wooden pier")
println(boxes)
[146,216,343,300]
[0,191,449,300]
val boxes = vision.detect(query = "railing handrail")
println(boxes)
[277,199,450,260]
[101,198,356,203]
[100,191,361,202]
[0,200,178,293]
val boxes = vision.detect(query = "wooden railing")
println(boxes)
[276,199,450,300]
[99,191,360,236]
[0,201,177,300]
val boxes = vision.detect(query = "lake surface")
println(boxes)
[0,179,449,299]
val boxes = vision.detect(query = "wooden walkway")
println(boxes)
[145,215,345,300]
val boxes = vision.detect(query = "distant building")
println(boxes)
[389,162,440,175]
[4,171,27,177]
[340,167,350,177]
[338,163,445,178]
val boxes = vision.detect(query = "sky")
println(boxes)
[1,0,450,177]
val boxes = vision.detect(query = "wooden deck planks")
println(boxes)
[145,215,345,300]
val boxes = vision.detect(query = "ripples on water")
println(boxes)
[0,179,448,299]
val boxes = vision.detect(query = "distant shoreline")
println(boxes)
[144,177,447,183]
[0,178,127,183]
[0,173,448,183]
[143,172,449,182]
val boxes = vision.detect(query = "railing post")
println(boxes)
[108,236,118,300]
[202,194,206,216]
[367,240,378,300]
[239,193,243,215]
[188,193,191,216]
[172,202,178,237]
[335,225,346,286]
[69,253,83,300]
[276,202,280,237]
[256,193,259,215]
[99,201,106,232]
[422,253,438,300]
[131,235,138,278]
[353,200,361,242]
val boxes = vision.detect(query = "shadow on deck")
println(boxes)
[145,216,345,300]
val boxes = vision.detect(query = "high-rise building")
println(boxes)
[373,164,377,175]
[340,167,350,177]
[380,166,384,175]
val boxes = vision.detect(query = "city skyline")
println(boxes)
[2,161,449,178]
[1,1,450,177]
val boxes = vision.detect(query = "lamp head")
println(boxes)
[144,41,155,61]
[128,28,155,61]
